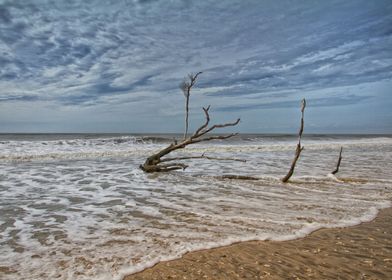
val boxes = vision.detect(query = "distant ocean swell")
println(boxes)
[0,135,391,162]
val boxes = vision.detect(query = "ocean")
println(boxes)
[0,133,391,280]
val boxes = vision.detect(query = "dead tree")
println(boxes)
[180,72,202,139]
[139,106,240,172]
[281,98,306,182]
[331,147,343,175]
[140,73,240,173]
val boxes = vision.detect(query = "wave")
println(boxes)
[1,145,391,280]
[0,136,173,162]
[1,136,392,163]
[0,135,174,145]
[0,150,141,162]
[109,203,392,280]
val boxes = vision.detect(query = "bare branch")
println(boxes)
[203,155,246,162]
[190,133,238,144]
[193,106,211,137]
[195,118,241,138]
[301,98,306,113]
[281,98,306,183]
[181,71,203,139]
[161,154,246,163]
[331,147,343,175]
[179,81,189,97]
[140,73,240,173]
[140,162,188,173]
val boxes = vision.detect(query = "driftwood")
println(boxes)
[331,147,343,175]
[215,98,307,182]
[281,98,306,183]
[140,105,241,172]
[162,153,246,163]
[180,72,202,139]
[220,175,259,180]
[140,72,241,173]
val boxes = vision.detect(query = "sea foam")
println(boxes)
[0,134,392,279]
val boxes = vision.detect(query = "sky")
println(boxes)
[0,0,391,134]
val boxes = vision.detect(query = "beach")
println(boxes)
[125,207,392,279]
[0,134,391,279]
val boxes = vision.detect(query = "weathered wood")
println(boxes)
[219,175,259,180]
[281,98,306,183]
[140,105,241,172]
[161,154,246,163]
[180,72,202,139]
[331,146,343,175]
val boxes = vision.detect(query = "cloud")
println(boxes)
[0,94,39,102]
[0,5,11,23]
[216,95,372,112]
[0,0,391,132]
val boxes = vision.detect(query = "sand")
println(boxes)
[124,207,392,280]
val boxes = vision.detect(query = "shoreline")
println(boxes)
[124,206,392,279]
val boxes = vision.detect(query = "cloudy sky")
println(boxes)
[0,0,391,133]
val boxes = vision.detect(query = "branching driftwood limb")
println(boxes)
[161,153,246,163]
[140,106,240,173]
[180,72,202,139]
[281,98,306,183]
[140,106,241,173]
[331,146,343,175]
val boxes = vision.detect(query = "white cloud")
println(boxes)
[0,0,391,132]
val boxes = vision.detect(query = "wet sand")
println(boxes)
[125,207,392,280]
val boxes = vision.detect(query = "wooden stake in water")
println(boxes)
[331,147,343,175]
[282,98,306,183]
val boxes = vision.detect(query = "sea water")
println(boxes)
[0,134,391,280]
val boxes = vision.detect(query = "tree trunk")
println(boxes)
[281,99,306,183]
[331,147,343,175]
[140,106,240,173]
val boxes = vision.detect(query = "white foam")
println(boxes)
[0,135,392,279]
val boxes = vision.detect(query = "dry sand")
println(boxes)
[124,207,392,280]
